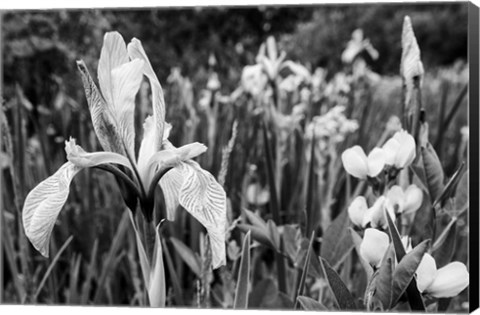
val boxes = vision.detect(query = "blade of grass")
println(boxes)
[162,237,185,305]
[80,239,98,304]
[293,231,315,309]
[305,135,316,237]
[261,121,287,293]
[93,209,130,304]
[34,235,73,300]
[234,231,251,309]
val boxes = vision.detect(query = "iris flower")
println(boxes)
[22,32,227,268]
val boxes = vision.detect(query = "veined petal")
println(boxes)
[427,262,469,298]
[22,162,81,257]
[111,59,145,159]
[159,166,183,221]
[76,60,125,155]
[127,38,166,152]
[341,145,369,179]
[98,31,129,112]
[415,253,437,293]
[366,147,386,177]
[65,137,132,170]
[177,162,227,268]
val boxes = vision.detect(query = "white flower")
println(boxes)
[382,130,416,169]
[362,196,395,229]
[22,32,227,268]
[241,64,268,96]
[416,253,469,298]
[385,184,423,215]
[348,196,368,227]
[341,145,386,179]
[360,228,389,267]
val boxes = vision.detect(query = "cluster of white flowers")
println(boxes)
[342,129,469,299]
[307,105,358,145]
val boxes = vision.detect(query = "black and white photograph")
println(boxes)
[0,1,475,313]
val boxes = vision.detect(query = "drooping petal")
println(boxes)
[76,60,125,155]
[127,39,166,152]
[176,162,227,268]
[360,228,390,267]
[386,185,406,214]
[22,162,81,257]
[415,253,437,293]
[382,137,401,166]
[393,130,416,168]
[111,59,145,158]
[98,31,129,112]
[403,184,423,214]
[65,137,132,170]
[369,196,393,230]
[366,147,386,177]
[341,145,369,179]
[427,262,469,298]
[159,166,183,221]
[348,196,368,227]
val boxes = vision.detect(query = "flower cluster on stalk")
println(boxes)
[342,129,469,299]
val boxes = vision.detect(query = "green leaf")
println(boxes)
[305,134,317,236]
[243,208,268,230]
[148,224,166,307]
[434,163,465,210]
[391,239,430,307]
[294,232,315,305]
[421,144,445,203]
[297,296,328,311]
[320,209,354,269]
[454,169,468,212]
[281,224,301,261]
[432,220,457,268]
[409,190,435,247]
[372,257,394,311]
[385,211,426,311]
[236,223,277,250]
[266,219,280,249]
[320,257,357,310]
[170,237,201,277]
[249,279,293,309]
[234,231,251,309]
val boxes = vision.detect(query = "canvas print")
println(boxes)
[0,3,471,312]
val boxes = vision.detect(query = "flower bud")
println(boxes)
[360,228,389,267]
[348,196,368,227]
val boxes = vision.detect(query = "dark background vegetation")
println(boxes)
[3,3,468,109]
